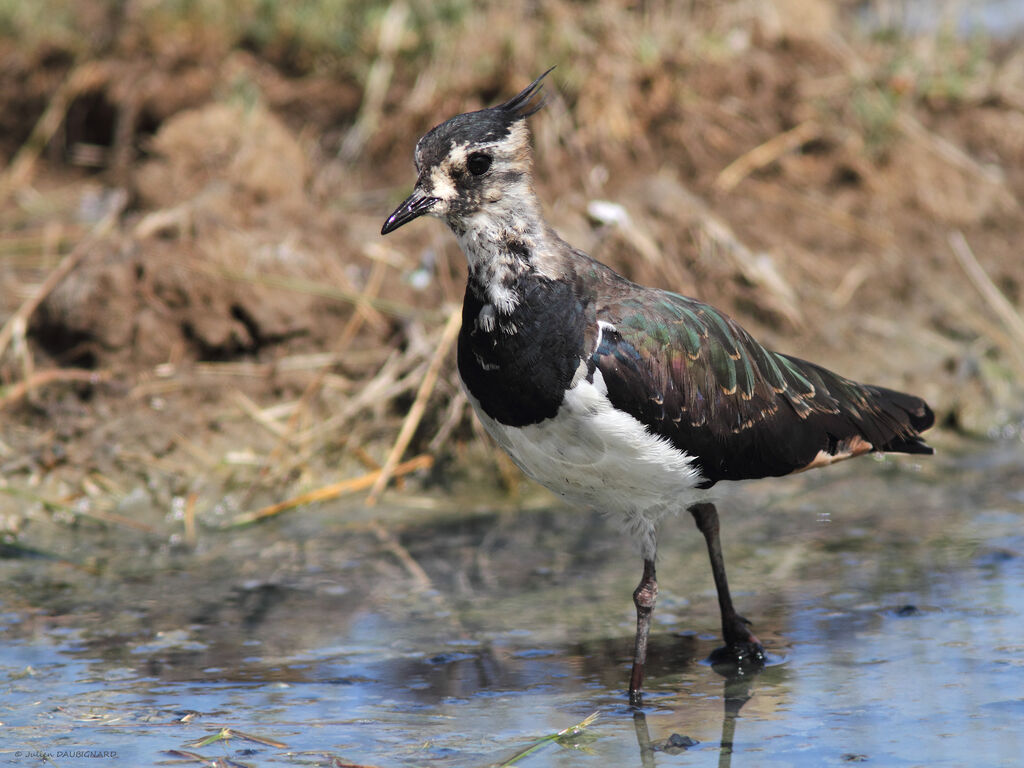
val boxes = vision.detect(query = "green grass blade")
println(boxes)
[495,711,599,767]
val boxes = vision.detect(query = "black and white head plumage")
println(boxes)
[381,68,554,236]
[413,67,551,168]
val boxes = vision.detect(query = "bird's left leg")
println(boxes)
[688,502,765,666]
[629,557,657,706]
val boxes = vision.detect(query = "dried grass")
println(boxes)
[1,1,1023,526]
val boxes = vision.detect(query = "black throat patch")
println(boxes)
[457,274,590,427]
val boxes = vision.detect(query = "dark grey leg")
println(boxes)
[629,557,657,706]
[688,502,765,665]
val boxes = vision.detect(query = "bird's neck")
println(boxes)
[448,188,563,316]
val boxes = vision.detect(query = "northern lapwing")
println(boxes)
[381,70,934,706]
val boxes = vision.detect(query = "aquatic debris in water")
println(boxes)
[496,711,600,766]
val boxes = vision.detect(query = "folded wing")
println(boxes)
[592,290,934,488]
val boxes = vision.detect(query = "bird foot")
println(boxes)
[709,614,766,673]
[708,639,766,673]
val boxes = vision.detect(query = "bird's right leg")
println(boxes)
[629,557,658,706]
[688,502,765,667]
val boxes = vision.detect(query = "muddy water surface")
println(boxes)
[2,436,1023,767]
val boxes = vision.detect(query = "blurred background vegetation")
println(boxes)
[0,0,1022,534]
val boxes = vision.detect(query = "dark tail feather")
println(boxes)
[865,385,935,455]
[779,352,935,458]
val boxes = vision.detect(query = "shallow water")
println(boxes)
[2,436,1023,767]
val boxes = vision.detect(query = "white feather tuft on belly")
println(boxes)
[462,369,706,560]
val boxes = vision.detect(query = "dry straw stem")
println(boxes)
[0,189,126,363]
[232,389,299,445]
[162,751,209,762]
[1,484,156,533]
[187,261,422,320]
[366,305,462,505]
[0,228,82,260]
[713,120,821,194]
[898,113,1016,207]
[369,517,433,589]
[226,453,433,526]
[696,214,803,327]
[0,368,111,411]
[183,492,198,546]
[0,62,108,205]
[296,351,427,444]
[256,255,391,488]
[948,230,1024,366]
[339,0,409,160]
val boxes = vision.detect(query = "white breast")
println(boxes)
[462,369,705,559]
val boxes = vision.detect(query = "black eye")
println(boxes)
[466,153,492,176]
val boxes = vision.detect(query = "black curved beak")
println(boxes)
[381,192,439,235]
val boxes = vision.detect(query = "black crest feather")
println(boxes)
[410,68,556,169]
[495,66,555,119]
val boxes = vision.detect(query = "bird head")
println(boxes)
[381,68,553,236]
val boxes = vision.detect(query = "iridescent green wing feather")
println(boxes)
[592,288,933,486]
